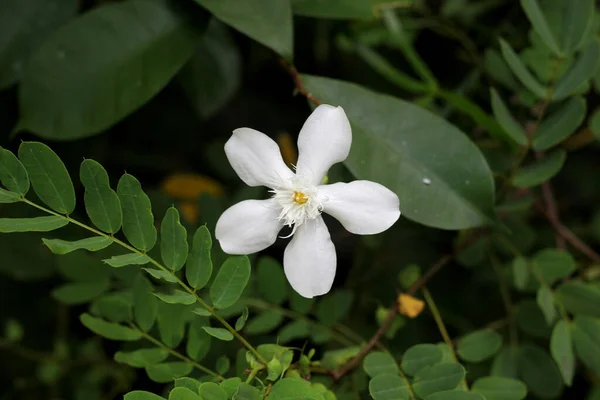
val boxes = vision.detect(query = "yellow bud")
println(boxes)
[397,293,425,318]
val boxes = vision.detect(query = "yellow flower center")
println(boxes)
[293,191,308,205]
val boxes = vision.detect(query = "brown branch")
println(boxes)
[279,59,322,106]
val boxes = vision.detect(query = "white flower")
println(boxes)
[215,104,401,298]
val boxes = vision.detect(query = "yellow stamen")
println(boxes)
[293,191,308,204]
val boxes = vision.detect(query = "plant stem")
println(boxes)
[489,250,518,347]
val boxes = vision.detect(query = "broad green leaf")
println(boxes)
[532,248,577,285]
[0,188,20,203]
[491,347,519,378]
[532,96,586,150]
[18,142,75,214]
[292,0,376,19]
[556,281,600,317]
[153,290,196,306]
[114,348,169,368]
[472,376,527,400]
[143,268,179,283]
[302,75,495,230]
[202,326,234,341]
[369,373,410,400]
[125,391,166,400]
[175,377,202,392]
[133,275,158,332]
[235,307,249,331]
[363,351,399,377]
[17,0,201,140]
[186,225,213,289]
[220,378,242,398]
[234,383,261,400]
[192,308,212,317]
[553,40,600,100]
[257,256,288,305]
[316,289,353,326]
[80,159,122,234]
[169,387,200,400]
[278,319,310,343]
[290,291,314,314]
[103,253,150,268]
[412,363,465,398]
[550,320,574,386]
[516,300,553,338]
[572,315,600,375]
[512,256,529,291]
[92,291,132,323]
[490,88,528,146]
[146,362,193,384]
[520,0,562,56]
[117,174,157,251]
[180,19,241,119]
[0,146,29,195]
[52,280,109,305]
[193,0,292,59]
[560,0,595,54]
[457,329,503,362]
[42,237,112,255]
[161,207,188,271]
[401,344,443,376]
[512,149,566,188]
[57,251,109,282]
[199,382,227,400]
[499,38,546,98]
[427,392,485,400]
[517,344,563,398]
[157,302,186,348]
[269,378,324,399]
[187,318,211,361]
[484,49,520,91]
[0,0,78,88]
[0,216,67,232]
[245,310,284,334]
[216,356,230,375]
[210,256,251,309]
[80,313,141,341]
[536,285,557,324]
[321,347,361,370]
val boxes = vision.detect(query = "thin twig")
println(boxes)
[279,59,321,106]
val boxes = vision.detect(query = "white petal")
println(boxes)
[283,216,336,298]
[296,105,352,185]
[215,199,282,254]
[224,128,294,188]
[319,180,400,235]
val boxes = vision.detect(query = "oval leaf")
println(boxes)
[52,280,109,305]
[0,216,68,232]
[186,225,213,290]
[457,328,503,362]
[369,373,410,400]
[210,256,251,309]
[520,0,562,56]
[43,236,112,255]
[133,275,158,332]
[572,315,600,375]
[153,290,196,306]
[553,40,600,100]
[257,256,288,305]
[533,96,586,150]
[412,363,465,398]
[80,159,122,234]
[517,344,563,398]
[556,281,600,317]
[161,207,188,271]
[490,88,528,146]
[114,348,169,368]
[512,149,566,188]
[0,188,21,203]
[363,351,399,378]
[0,146,29,195]
[103,253,150,268]
[125,391,166,400]
[472,376,527,400]
[401,344,443,376]
[202,326,234,341]
[499,38,546,98]
[117,174,157,251]
[80,313,141,341]
[550,319,575,386]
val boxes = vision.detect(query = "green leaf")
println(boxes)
[278,319,310,343]
[0,0,78,88]
[57,251,109,282]
[532,96,586,150]
[369,373,410,400]
[412,363,465,398]
[302,75,495,230]
[0,146,29,195]
[92,291,132,322]
[186,225,213,290]
[80,159,122,234]
[245,310,284,334]
[363,351,398,378]
[0,187,20,203]
[169,387,201,400]
[560,0,595,54]
[550,320,575,386]
[0,216,68,232]
[490,88,528,146]
[202,326,233,341]
[210,256,251,309]
[215,356,230,376]
[234,383,261,400]
[52,280,109,305]
[257,256,288,305]
[187,318,211,361]
[103,253,150,268]
[517,344,563,398]
[499,38,546,98]
[146,362,193,384]
[572,315,600,375]
[457,328,503,362]
[133,275,158,332]
[269,378,324,399]
[125,391,166,400]
[193,0,293,59]
[292,0,375,19]
[553,40,600,100]
[175,377,202,392]
[512,149,566,188]
[117,174,157,251]
[316,290,353,326]
[80,313,141,341]
[161,207,188,271]
[512,256,529,291]
[516,300,553,338]
[401,344,443,376]
[235,307,249,331]
[536,285,557,325]
[520,0,562,56]
[532,248,577,285]
[192,308,212,317]
[220,378,242,398]
[18,142,75,214]
[157,302,186,348]
[199,382,227,400]
[290,291,314,314]
[427,392,485,400]
[471,376,527,400]
[491,347,519,379]
[43,237,112,255]
[556,281,600,317]
[154,290,196,306]
[143,267,179,283]
[17,0,201,140]
[114,348,169,368]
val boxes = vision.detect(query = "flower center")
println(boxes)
[271,177,323,233]
[293,191,308,204]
